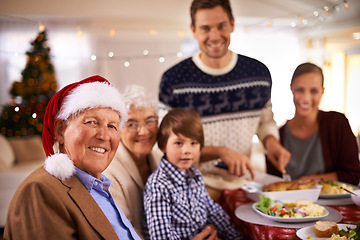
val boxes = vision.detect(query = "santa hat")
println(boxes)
[42,75,127,180]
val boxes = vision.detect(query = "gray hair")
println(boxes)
[123,85,158,114]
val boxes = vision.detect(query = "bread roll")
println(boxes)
[295,199,313,208]
[314,221,339,238]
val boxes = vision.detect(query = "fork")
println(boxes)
[282,173,291,181]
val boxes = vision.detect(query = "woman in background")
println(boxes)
[266,62,360,185]
[104,85,161,238]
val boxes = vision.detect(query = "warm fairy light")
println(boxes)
[176,51,183,58]
[243,27,248,33]
[77,29,83,37]
[267,21,273,27]
[32,113,37,119]
[323,6,329,14]
[38,24,45,32]
[353,32,360,40]
[149,29,158,35]
[298,17,304,22]
[159,57,165,63]
[90,55,96,61]
[178,31,184,38]
[109,29,116,37]
[14,107,19,112]
[143,50,149,56]
[124,61,130,67]
[344,2,349,9]
[108,52,114,58]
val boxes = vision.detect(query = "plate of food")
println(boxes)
[252,195,329,223]
[296,221,358,240]
[319,179,359,199]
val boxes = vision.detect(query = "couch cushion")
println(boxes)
[0,134,15,170]
[8,136,46,163]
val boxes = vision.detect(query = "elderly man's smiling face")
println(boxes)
[56,108,121,179]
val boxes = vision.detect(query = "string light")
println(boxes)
[0,0,354,64]
[241,0,352,30]
[109,29,116,37]
[176,51,183,58]
[148,29,158,35]
[38,24,46,32]
[77,28,83,37]
[323,6,330,14]
[353,32,360,40]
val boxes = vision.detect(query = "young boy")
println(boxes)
[143,108,242,240]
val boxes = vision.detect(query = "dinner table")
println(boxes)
[218,172,360,240]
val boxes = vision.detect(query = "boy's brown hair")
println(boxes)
[157,108,204,151]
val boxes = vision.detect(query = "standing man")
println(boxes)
[159,0,290,190]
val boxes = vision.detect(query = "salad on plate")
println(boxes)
[256,195,326,219]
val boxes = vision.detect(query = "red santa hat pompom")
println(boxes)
[42,75,127,180]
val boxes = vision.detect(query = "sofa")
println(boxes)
[0,134,45,227]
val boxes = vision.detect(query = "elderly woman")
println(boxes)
[4,76,141,240]
[103,85,162,238]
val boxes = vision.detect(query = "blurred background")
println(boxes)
[1,0,360,134]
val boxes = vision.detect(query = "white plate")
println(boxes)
[319,182,359,199]
[252,203,329,223]
[296,224,356,240]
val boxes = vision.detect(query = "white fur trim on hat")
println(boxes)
[44,153,75,181]
[56,81,128,127]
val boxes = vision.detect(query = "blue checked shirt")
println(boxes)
[143,158,242,240]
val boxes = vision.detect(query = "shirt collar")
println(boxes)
[75,167,112,192]
[160,157,201,184]
[192,50,238,76]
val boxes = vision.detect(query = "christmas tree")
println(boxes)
[0,30,58,138]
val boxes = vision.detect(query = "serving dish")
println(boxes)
[252,203,329,223]
[242,181,322,203]
[350,189,360,206]
[319,182,359,199]
[296,224,356,240]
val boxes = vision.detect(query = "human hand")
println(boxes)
[191,225,220,240]
[264,135,291,174]
[218,146,256,180]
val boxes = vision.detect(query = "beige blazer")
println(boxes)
[4,167,119,240]
[103,143,161,239]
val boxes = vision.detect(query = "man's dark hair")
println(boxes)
[190,0,234,27]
